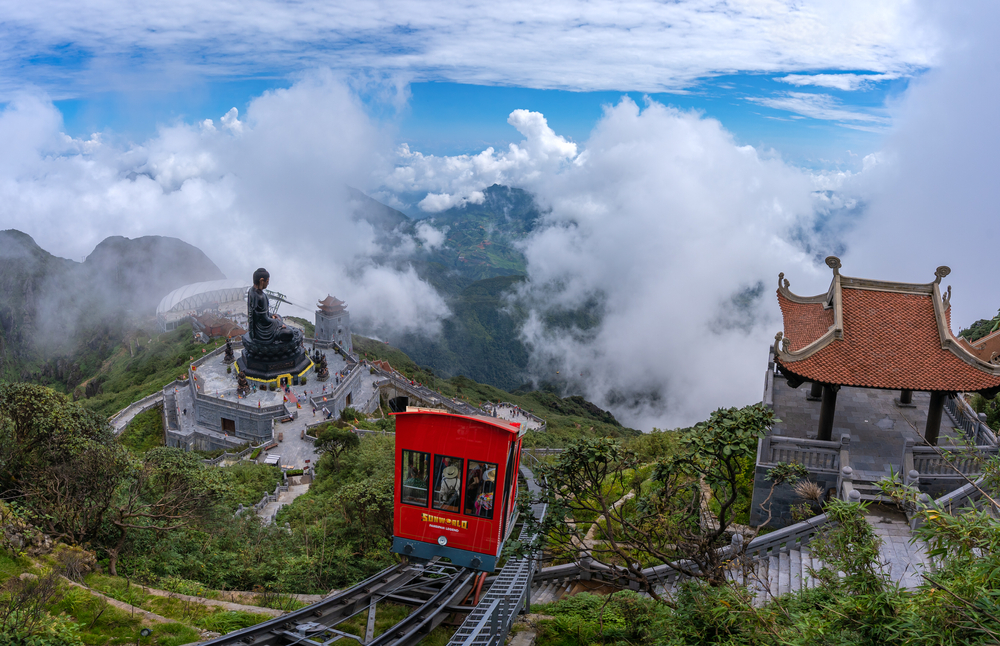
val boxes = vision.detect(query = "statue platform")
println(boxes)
[237,332,313,384]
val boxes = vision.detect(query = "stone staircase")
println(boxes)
[528,504,930,608]
[529,577,576,606]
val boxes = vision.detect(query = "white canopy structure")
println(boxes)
[156,279,250,331]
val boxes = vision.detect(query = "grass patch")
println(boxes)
[83,573,271,634]
[79,322,219,417]
[119,407,165,454]
[354,335,641,448]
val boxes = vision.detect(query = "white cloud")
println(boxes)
[501,99,831,429]
[0,72,449,338]
[386,110,578,211]
[842,1,1000,331]
[1,1,938,97]
[749,92,889,129]
[415,221,446,249]
[778,73,901,91]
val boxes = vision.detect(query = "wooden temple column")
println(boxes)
[817,384,840,442]
[808,381,823,400]
[900,389,913,405]
[924,391,947,446]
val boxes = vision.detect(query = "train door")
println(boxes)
[498,440,518,544]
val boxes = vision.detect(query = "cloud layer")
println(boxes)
[3,1,937,97]
[842,2,1000,328]
[0,72,449,337]
[511,100,829,428]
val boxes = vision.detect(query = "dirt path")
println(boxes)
[60,576,172,624]
[141,586,285,617]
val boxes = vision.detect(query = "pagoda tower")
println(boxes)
[316,295,352,353]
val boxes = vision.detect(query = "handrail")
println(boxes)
[902,437,999,478]
[758,434,842,471]
[109,391,165,434]
[945,394,998,447]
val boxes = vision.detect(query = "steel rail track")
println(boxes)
[201,465,545,645]
[200,559,477,646]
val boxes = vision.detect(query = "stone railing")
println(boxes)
[372,367,478,415]
[308,361,367,414]
[945,394,998,447]
[188,341,286,414]
[532,510,834,590]
[109,391,165,434]
[902,438,999,478]
[758,435,844,472]
[750,434,846,527]
[202,440,268,466]
[481,402,547,432]
[236,473,291,519]
[741,512,832,562]
[909,478,998,530]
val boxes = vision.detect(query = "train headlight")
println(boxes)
[437,536,448,546]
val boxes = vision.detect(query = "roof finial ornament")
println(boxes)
[778,272,789,290]
[934,266,951,284]
[825,256,842,276]
[943,285,952,309]
[774,331,784,355]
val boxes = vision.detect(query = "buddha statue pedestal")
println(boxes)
[237,332,311,382]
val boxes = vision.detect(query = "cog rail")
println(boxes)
[201,559,476,646]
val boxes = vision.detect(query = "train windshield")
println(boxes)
[463,460,498,519]
[401,450,430,506]
[432,455,464,514]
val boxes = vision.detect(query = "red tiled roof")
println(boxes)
[317,295,346,313]
[779,287,1000,392]
[959,328,1000,363]
[776,291,833,351]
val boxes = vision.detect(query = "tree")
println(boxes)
[314,425,360,466]
[23,441,131,546]
[0,382,112,493]
[104,447,215,575]
[515,404,777,601]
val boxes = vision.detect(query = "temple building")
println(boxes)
[750,257,1000,526]
[774,257,1000,446]
[315,295,352,353]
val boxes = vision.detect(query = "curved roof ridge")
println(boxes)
[774,260,1000,393]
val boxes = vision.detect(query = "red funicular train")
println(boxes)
[391,409,526,572]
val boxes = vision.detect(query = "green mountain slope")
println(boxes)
[415,184,540,282]
[388,274,530,390]
[0,229,225,388]
[354,334,638,446]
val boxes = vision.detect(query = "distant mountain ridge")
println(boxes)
[414,184,540,283]
[0,230,224,383]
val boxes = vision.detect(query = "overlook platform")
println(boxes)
[770,377,966,480]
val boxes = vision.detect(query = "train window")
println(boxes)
[463,460,498,519]
[431,455,464,514]
[401,450,431,507]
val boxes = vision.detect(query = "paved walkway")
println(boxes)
[865,504,930,589]
[484,403,545,430]
[258,482,311,523]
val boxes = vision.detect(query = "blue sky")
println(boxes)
[49,72,906,171]
[4,1,934,171]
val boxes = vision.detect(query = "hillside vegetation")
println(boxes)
[354,334,639,446]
